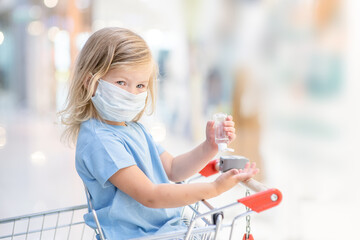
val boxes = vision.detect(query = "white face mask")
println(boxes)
[91,80,148,122]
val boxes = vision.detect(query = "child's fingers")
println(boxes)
[224,115,234,128]
[244,162,250,169]
[224,126,235,133]
[227,132,236,142]
[243,162,257,174]
[250,162,256,170]
[224,121,235,127]
[232,162,260,182]
[249,167,259,177]
[248,163,258,175]
[226,115,233,121]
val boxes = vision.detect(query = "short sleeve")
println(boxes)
[82,134,136,188]
[155,142,165,155]
[136,122,165,155]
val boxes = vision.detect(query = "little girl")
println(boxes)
[60,27,259,240]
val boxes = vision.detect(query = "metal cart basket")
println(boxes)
[0,204,95,240]
[0,158,282,240]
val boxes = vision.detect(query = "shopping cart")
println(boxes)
[0,156,282,240]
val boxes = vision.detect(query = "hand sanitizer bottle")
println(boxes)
[213,113,234,152]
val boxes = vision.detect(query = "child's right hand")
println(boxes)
[213,162,259,194]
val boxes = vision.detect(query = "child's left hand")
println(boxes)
[205,115,236,151]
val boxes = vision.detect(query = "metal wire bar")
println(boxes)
[66,209,75,240]
[187,205,211,226]
[10,219,15,240]
[0,205,88,224]
[184,202,239,240]
[52,212,60,240]
[0,221,86,239]
[213,214,223,240]
[229,210,254,240]
[130,223,239,240]
[80,221,86,239]
[25,217,30,240]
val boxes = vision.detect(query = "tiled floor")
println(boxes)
[1,108,359,240]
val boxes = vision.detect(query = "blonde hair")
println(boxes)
[59,27,158,145]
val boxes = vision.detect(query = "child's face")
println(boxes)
[98,63,152,95]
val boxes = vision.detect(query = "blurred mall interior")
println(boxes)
[0,0,360,239]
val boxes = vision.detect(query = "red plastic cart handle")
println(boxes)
[200,159,283,213]
[199,159,219,177]
[238,188,282,213]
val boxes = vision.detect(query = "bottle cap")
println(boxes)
[218,143,235,152]
[226,147,234,152]
[218,143,227,152]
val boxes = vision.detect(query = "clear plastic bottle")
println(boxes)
[213,113,234,152]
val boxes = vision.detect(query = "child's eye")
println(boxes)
[136,84,146,89]
[116,81,126,86]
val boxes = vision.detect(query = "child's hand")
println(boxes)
[205,115,236,151]
[213,162,259,194]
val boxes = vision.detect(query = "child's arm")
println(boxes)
[109,162,258,208]
[161,115,236,182]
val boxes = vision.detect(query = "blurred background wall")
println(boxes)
[0,0,360,239]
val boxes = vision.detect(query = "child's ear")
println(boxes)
[84,73,99,97]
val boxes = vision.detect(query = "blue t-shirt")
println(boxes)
[75,119,183,240]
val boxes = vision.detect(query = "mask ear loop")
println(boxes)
[88,72,107,126]
[89,73,100,83]
[87,72,101,99]
[89,72,102,80]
